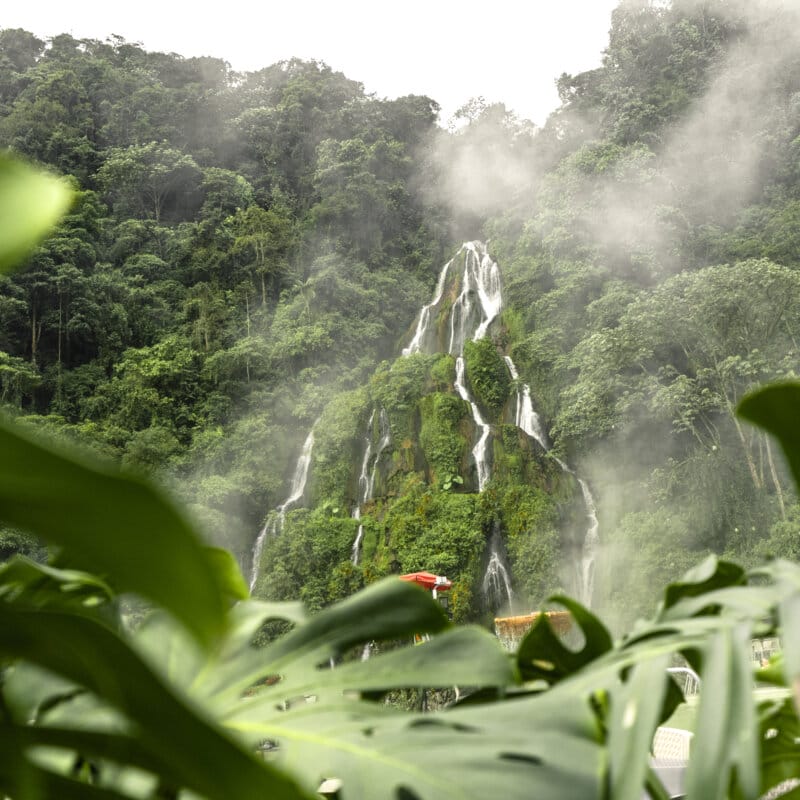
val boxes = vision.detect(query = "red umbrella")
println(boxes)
[399,571,452,592]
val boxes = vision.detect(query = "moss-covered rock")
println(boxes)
[419,392,470,488]
[309,387,369,508]
[463,337,511,418]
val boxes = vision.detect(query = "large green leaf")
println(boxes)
[762,561,800,700]
[229,689,604,800]
[0,418,227,647]
[608,654,671,800]
[1,576,591,800]
[685,625,759,800]
[0,740,133,800]
[0,603,310,800]
[516,595,613,684]
[132,578,514,713]
[737,382,800,490]
[127,579,562,800]
[662,555,746,613]
[0,152,73,273]
[200,578,454,705]
[0,556,115,611]
[205,546,249,602]
[755,697,800,798]
[10,545,800,800]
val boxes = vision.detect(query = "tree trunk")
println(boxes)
[765,434,786,520]
[732,415,763,491]
[56,297,63,406]
[245,293,251,337]
[30,307,42,365]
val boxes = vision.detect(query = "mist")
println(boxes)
[3,0,800,629]
[409,0,800,625]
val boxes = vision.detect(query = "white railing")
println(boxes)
[667,666,700,698]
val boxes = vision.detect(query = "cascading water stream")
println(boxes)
[468,244,503,343]
[369,410,392,501]
[404,241,501,359]
[351,412,375,548]
[249,425,316,592]
[577,479,600,604]
[402,258,452,357]
[401,240,600,606]
[448,242,503,356]
[404,242,499,492]
[351,409,391,565]
[402,242,505,602]
[503,357,549,449]
[483,526,514,611]
[454,357,491,492]
[503,353,600,604]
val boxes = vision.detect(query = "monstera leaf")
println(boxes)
[0,562,606,800]
[5,398,800,800]
[108,579,605,800]
[0,417,231,648]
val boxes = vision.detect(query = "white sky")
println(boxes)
[2,1,620,125]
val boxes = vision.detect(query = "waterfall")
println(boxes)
[577,479,600,605]
[351,409,391,565]
[404,242,500,492]
[503,354,600,605]
[403,241,502,590]
[404,241,501,358]
[402,258,452,356]
[503,356,548,449]
[448,242,503,355]
[482,525,514,612]
[454,357,491,492]
[468,243,503,343]
[369,409,392,500]
[249,426,316,592]
[402,240,600,606]
[351,411,375,560]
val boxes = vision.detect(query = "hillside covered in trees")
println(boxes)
[2,0,800,630]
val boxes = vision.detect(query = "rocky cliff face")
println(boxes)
[252,243,590,622]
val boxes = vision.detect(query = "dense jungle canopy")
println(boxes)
[2,0,800,630]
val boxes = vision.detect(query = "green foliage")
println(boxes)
[0,525,45,563]
[96,142,202,222]
[256,507,360,611]
[463,337,511,417]
[0,414,234,645]
[0,351,41,405]
[762,504,800,562]
[498,484,562,607]
[418,392,468,487]
[370,353,439,444]
[383,481,483,588]
[310,389,368,508]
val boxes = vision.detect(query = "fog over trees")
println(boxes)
[2,0,800,629]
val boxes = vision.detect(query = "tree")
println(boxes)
[230,202,295,304]
[558,260,800,473]
[96,142,202,222]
